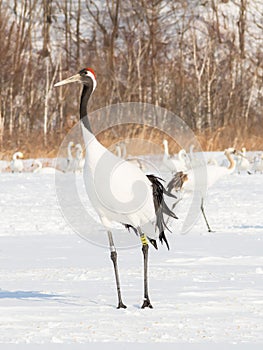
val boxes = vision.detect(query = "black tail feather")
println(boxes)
[147,174,178,249]
[124,175,178,250]
[148,238,158,250]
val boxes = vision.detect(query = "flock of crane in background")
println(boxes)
[2,138,262,233]
[1,142,85,174]
[2,139,262,234]
[2,140,263,175]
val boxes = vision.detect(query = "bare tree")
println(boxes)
[238,0,247,59]
[42,0,52,57]
[43,59,59,145]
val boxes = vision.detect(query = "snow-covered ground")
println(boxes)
[0,167,263,346]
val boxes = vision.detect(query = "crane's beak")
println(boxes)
[54,73,81,87]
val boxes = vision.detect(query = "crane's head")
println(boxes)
[13,151,24,160]
[54,68,97,92]
[224,147,236,155]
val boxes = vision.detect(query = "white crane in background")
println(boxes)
[33,160,61,174]
[74,143,85,172]
[253,153,263,173]
[65,141,75,172]
[188,144,205,169]
[115,142,145,171]
[162,139,188,173]
[10,152,24,173]
[167,148,236,232]
[236,147,251,174]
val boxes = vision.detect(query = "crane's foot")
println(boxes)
[141,298,153,309]
[117,301,127,309]
[208,228,216,233]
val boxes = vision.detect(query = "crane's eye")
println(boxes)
[79,68,88,76]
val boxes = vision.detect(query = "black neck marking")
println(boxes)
[80,83,94,134]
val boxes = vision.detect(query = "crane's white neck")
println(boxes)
[76,147,83,160]
[13,152,21,160]
[68,143,74,159]
[163,141,169,158]
[116,145,122,158]
[189,144,195,161]
[178,149,186,162]
[121,142,127,159]
[35,160,42,170]
[225,150,236,171]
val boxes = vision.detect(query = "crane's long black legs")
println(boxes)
[107,231,127,309]
[138,229,153,309]
[200,198,213,232]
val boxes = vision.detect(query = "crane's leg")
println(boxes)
[107,231,127,309]
[200,198,213,232]
[138,228,153,309]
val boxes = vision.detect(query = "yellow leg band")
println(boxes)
[140,234,148,246]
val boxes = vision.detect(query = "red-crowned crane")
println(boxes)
[54,68,177,309]
[167,148,236,232]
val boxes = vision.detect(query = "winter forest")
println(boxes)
[0,0,262,157]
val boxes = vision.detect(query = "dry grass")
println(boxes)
[1,124,262,160]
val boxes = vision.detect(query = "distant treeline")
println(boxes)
[0,0,262,157]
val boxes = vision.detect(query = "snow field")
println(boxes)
[0,170,262,344]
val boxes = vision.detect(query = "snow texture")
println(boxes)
[0,164,263,346]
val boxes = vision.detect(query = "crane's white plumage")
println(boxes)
[253,154,263,173]
[65,141,75,172]
[10,152,24,173]
[236,147,251,173]
[167,148,236,232]
[33,160,60,174]
[182,148,236,193]
[188,144,205,169]
[74,143,85,172]
[163,139,187,172]
[54,67,176,309]
[82,130,156,237]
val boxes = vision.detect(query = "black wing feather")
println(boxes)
[167,171,188,193]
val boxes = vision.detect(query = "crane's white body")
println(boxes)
[167,148,236,232]
[10,152,24,173]
[253,154,263,173]
[74,144,85,172]
[82,128,157,238]
[182,148,236,194]
[163,140,187,172]
[33,160,59,174]
[65,141,75,172]
[188,144,205,169]
[236,148,251,173]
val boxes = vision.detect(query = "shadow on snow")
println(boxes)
[0,289,60,300]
